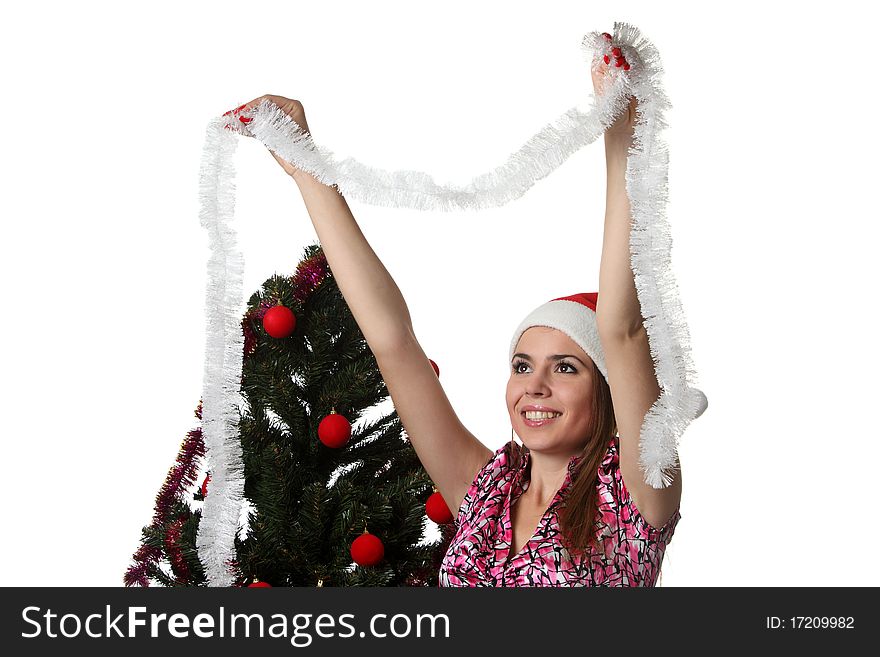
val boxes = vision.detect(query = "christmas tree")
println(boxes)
[125,243,456,587]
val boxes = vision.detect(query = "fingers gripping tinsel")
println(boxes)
[197,21,708,583]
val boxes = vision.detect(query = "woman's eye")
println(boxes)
[512,361,576,373]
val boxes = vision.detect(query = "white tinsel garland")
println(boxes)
[195,105,247,587]
[196,21,708,586]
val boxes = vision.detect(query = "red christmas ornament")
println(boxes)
[611,46,621,58]
[351,530,384,567]
[262,304,297,338]
[425,491,453,524]
[201,473,210,497]
[428,358,439,377]
[603,54,610,65]
[247,579,272,588]
[318,410,351,448]
[602,32,612,41]
[623,62,631,71]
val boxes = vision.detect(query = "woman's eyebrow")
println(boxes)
[512,353,588,367]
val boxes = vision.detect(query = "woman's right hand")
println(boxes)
[226,94,312,178]
[591,57,636,144]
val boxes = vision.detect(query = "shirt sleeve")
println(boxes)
[611,455,681,543]
[453,446,502,528]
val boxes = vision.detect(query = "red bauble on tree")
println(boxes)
[262,304,297,338]
[428,358,439,376]
[350,529,384,567]
[425,489,453,524]
[201,473,210,498]
[318,409,351,448]
[247,579,272,588]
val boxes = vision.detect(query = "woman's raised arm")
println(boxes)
[588,58,683,525]
[230,95,492,514]
[229,95,415,352]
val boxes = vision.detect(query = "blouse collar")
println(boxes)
[515,443,585,493]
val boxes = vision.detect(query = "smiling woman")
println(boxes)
[206,24,708,586]
[436,292,678,586]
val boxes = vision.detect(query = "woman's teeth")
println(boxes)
[524,411,561,419]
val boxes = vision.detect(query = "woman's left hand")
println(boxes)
[591,53,637,143]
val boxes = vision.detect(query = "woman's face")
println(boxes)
[506,326,595,456]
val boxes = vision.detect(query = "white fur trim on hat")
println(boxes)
[509,299,608,382]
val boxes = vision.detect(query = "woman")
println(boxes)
[228,53,680,586]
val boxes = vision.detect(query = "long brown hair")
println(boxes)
[511,358,617,558]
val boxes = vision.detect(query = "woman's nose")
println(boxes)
[526,370,551,395]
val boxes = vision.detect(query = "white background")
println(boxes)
[1,0,876,587]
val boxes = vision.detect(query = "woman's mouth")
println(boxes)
[522,411,562,427]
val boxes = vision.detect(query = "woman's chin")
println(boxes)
[516,427,558,449]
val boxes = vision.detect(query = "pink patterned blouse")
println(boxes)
[438,435,680,586]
